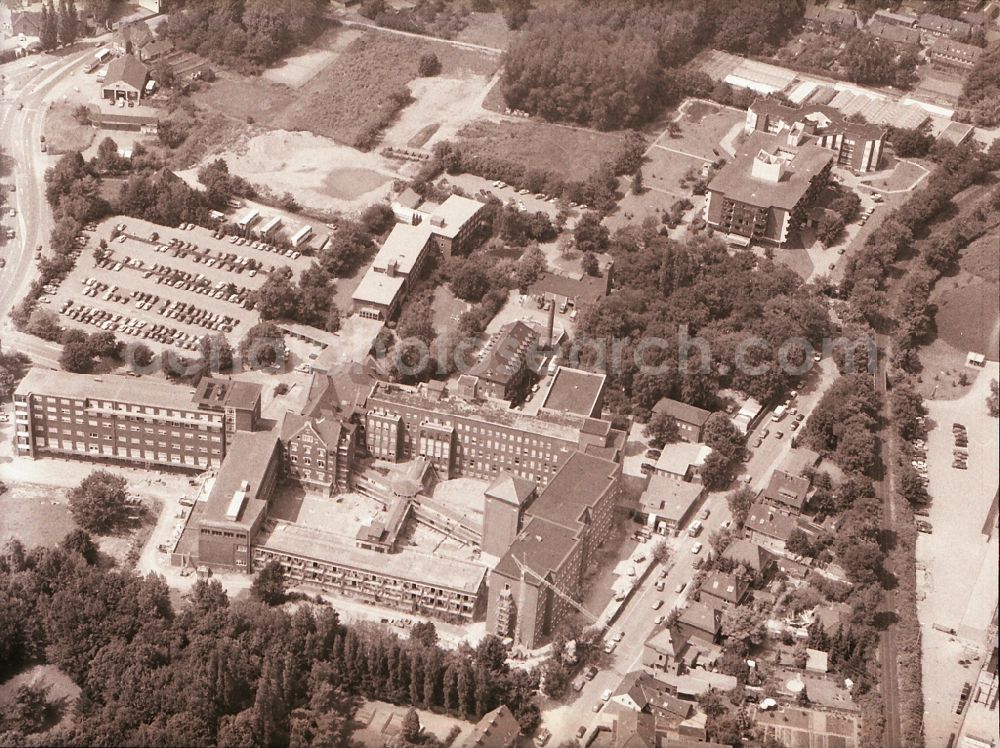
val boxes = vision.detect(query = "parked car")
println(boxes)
[534,728,552,746]
[601,689,613,702]
[652,599,663,610]
[645,448,662,459]
[675,581,687,594]
[576,727,586,739]
[915,520,933,534]
[691,542,703,555]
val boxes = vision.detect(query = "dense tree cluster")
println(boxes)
[197,159,257,210]
[67,470,130,533]
[802,374,881,477]
[840,32,917,88]
[0,539,541,746]
[574,227,831,418]
[956,43,1000,126]
[501,0,803,130]
[163,0,329,75]
[0,350,31,400]
[37,0,79,50]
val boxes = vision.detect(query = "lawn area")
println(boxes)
[44,102,95,156]
[961,233,1000,284]
[862,160,928,192]
[643,146,705,199]
[456,120,630,183]
[773,247,816,281]
[656,102,744,161]
[0,481,77,548]
[452,11,512,49]
[431,286,470,334]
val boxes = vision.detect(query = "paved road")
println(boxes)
[1,48,95,359]
[542,356,840,739]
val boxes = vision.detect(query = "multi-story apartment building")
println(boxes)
[363,378,625,488]
[486,451,622,648]
[13,370,259,470]
[706,133,833,247]
[745,99,886,174]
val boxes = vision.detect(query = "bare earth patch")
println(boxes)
[383,74,493,152]
[199,129,404,214]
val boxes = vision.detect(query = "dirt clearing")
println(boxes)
[382,73,495,152]
[201,129,404,213]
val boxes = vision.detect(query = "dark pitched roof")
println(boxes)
[104,54,149,91]
[645,624,689,659]
[527,451,619,534]
[115,20,154,48]
[917,12,971,38]
[746,502,799,542]
[722,538,775,573]
[652,397,712,427]
[470,320,537,386]
[484,471,536,506]
[679,601,722,636]
[459,705,521,748]
[143,38,174,58]
[930,36,983,63]
[763,469,811,511]
[527,269,609,306]
[493,516,580,585]
[613,710,656,748]
[700,571,749,605]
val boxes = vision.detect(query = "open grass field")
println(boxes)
[933,276,1000,361]
[961,232,1000,284]
[431,286,469,334]
[452,11,512,49]
[44,102,95,156]
[456,119,629,183]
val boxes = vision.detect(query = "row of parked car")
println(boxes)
[221,233,303,261]
[158,237,264,275]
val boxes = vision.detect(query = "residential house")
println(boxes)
[643,625,689,675]
[721,538,776,578]
[705,134,833,246]
[929,37,983,70]
[609,711,656,748]
[653,442,712,482]
[761,469,811,515]
[677,602,722,645]
[916,12,972,42]
[11,11,43,37]
[141,38,174,62]
[651,397,713,441]
[458,705,520,748]
[612,671,693,721]
[744,503,802,552]
[102,54,149,101]
[699,570,750,609]
[867,19,922,48]
[870,9,918,27]
[527,265,613,312]
[111,21,154,56]
[805,6,857,33]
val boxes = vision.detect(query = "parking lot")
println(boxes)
[46,216,316,352]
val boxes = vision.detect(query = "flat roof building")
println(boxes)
[197,430,281,572]
[640,476,705,533]
[540,366,607,418]
[746,98,886,174]
[13,369,233,470]
[706,132,833,247]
